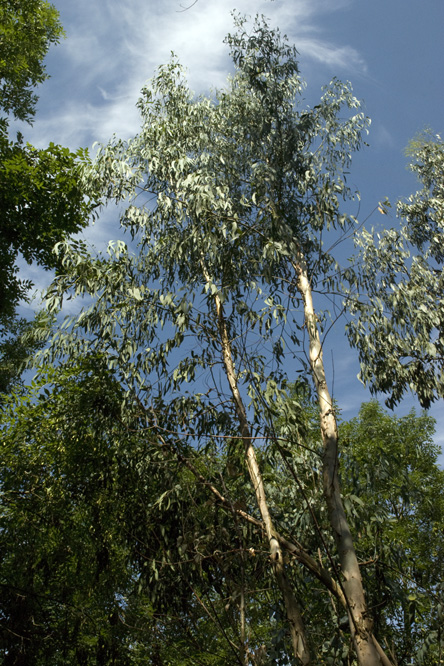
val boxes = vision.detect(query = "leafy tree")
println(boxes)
[0,0,98,327]
[0,361,136,664]
[0,0,64,122]
[346,131,444,408]
[0,130,95,322]
[340,402,444,665]
[40,15,394,665]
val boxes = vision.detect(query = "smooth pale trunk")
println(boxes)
[296,261,384,666]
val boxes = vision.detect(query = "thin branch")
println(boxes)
[188,584,244,665]
[177,0,198,11]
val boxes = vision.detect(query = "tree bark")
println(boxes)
[295,258,384,666]
[202,262,312,665]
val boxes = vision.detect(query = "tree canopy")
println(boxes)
[39,14,395,665]
[347,132,444,408]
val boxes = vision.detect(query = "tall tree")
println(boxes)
[346,131,444,408]
[42,15,392,665]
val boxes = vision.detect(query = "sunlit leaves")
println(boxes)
[32,17,373,661]
[0,0,64,122]
[41,16,368,428]
[346,133,444,407]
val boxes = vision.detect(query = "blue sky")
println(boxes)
[16,0,444,459]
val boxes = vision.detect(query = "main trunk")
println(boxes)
[296,261,383,666]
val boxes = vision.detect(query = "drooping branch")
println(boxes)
[154,428,346,607]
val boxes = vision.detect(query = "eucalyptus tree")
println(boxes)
[43,15,390,665]
[347,131,444,408]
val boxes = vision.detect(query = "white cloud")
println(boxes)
[296,38,367,73]
[373,123,396,150]
[24,0,366,151]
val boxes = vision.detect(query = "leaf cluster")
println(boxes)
[0,129,97,321]
[346,132,444,408]
[0,0,64,122]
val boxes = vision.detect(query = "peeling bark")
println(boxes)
[295,258,383,666]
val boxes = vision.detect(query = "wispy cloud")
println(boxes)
[372,123,396,150]
[25,0,366,150]
[16,0,367,311]
[296,38,366,73]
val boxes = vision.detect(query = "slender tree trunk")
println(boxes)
[202,262,312,665]
[295,260,383,666]
[240,577,247,665]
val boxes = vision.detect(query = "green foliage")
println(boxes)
[0,362,138,664]
[43,14,367,428]
[0,127,96,321]
[0,310,51,395]
[34,14,373,662]
[339,401,444,664]
[274,398,444,664]
[3,363,443,663]
[20,13,444,664]
[402,129,444,263]
[0,361,289,664]
[346,131,444,407]
[0,0,64,122]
